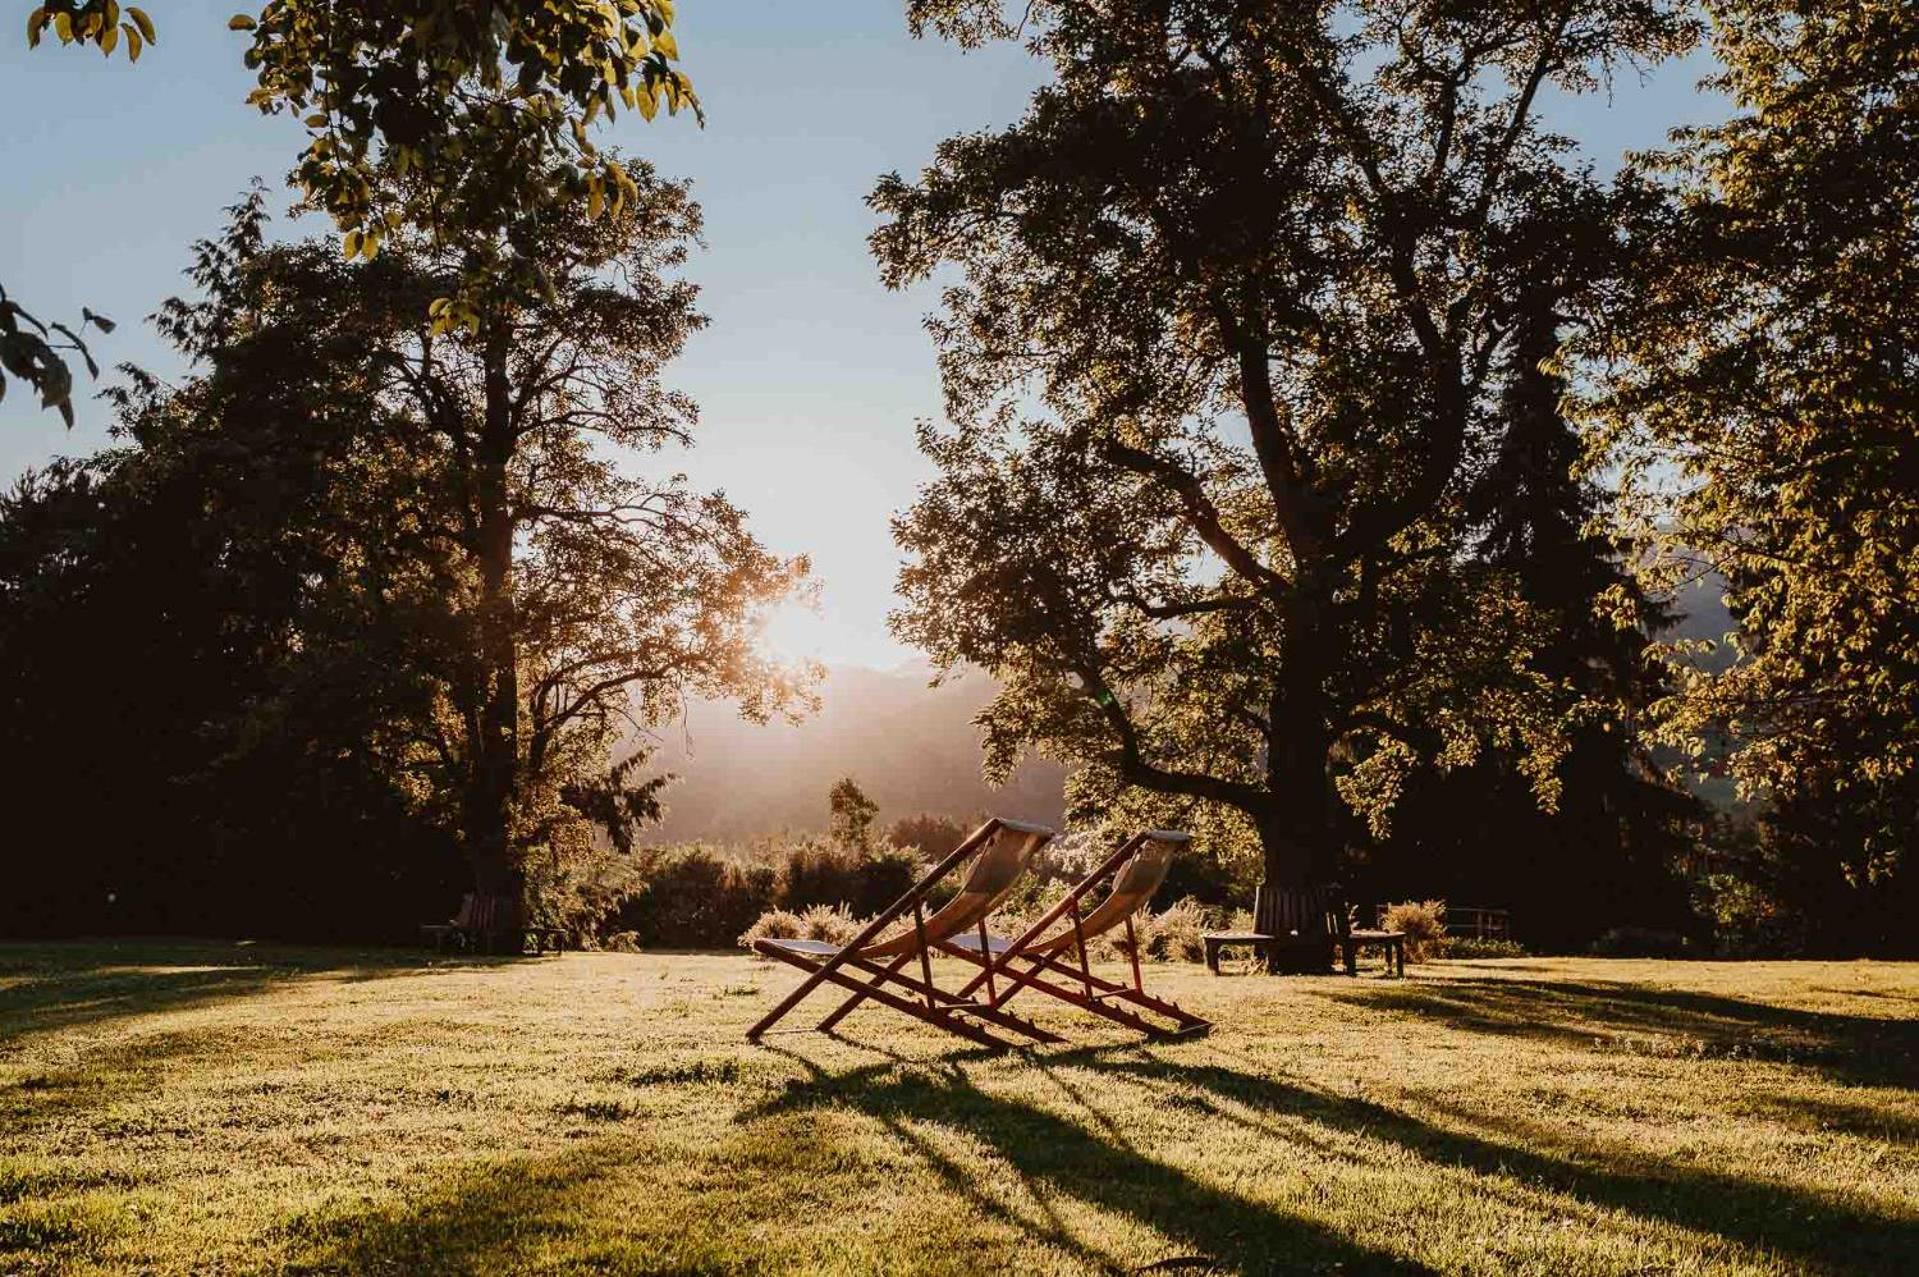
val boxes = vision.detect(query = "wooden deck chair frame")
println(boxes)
[745,818,1062,1050]
[942,830,1211,1039]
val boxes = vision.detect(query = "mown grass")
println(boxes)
[2,941,1914,1275]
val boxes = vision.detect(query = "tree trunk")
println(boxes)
[465,323,521,906]
[1257,595,1340,972]
[1262,593,1339,889]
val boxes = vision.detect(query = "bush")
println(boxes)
[887,813,970,859]
[852,844,924,917]
[1437,936,1530,960]
[739,904,863,951]
[1694,872,1808,958]
[610,847,777,949]
[798,903,861,945]
[775,838,921,918]
[1380,899,1447,963]
[523,842,648,943]
[1590,925,1694,958]
[739,908,804,948]
[776,839,864,912]
[1147,896,1219,963]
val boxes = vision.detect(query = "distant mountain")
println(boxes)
[637,576,1747,842]
[636,664,1067,843]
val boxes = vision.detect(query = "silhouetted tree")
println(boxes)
[881,1,1697,903]
[1586,0,1918,949]
[828,777,880,852]
[0,175,813,934]
[1355,289,1700,949]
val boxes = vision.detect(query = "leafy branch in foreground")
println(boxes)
[233,1,702,320]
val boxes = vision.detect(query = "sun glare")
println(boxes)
[757,600,834,667]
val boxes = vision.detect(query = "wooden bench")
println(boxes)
[421,892,567,956]
[1203,884,1404,976]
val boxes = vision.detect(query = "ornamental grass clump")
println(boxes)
[1380,899,1448,963]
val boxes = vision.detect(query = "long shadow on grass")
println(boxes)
[1320,977,1919,1088]
[0,940,516,1051]
[1087,1053,1917,1276]
[747,1053,1436,1275]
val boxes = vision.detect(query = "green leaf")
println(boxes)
[128,6,155,43]
[228,14,256,31]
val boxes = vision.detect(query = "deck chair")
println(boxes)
[942,830,1211,1038]
[745,818,1062,1050]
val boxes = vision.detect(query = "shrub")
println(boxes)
[886,813,969,860]
[797,903,860,945]
[775,838,924,918]
[854,844,924,917]
[1380,899,1448,963]
[739,908,804,949]
[1437,936,1530,960]
[1694,872,1808,958]
[523,842,648,943]
[611,847,777,949]
[1590,926,1693,959]
[776,838,866,912]
[1148,896,1219,963]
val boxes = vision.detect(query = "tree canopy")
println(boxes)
[1586,0,1918,937]
[880,0,1697,888]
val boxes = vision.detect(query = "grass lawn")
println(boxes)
[2,943,1915,1275]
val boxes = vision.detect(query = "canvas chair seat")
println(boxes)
[760,938,844,956]
[944,830,1211,1039]
[945,933,1015,955]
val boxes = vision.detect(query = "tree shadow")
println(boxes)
[1736,1092,1919,1147]
[1318,976,1919,1088]
[270,1142,645,1275]
[0,940,515,1052]
[1084,1053,1918,1276]
[746,1052,1436,1274]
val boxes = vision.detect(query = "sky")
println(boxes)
[0,3,1722,670]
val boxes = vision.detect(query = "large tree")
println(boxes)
[880,0,1695,893]
[1588,0,1918,936]
[3,174,812,928]
[210,176,812,903]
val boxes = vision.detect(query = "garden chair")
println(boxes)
[942,830,1212,1038]
[420,892,566,955]
[745,817,1061,1050]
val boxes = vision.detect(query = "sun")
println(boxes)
[756,599,836,667]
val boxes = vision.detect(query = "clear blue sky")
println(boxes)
[0,4,1720,669]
